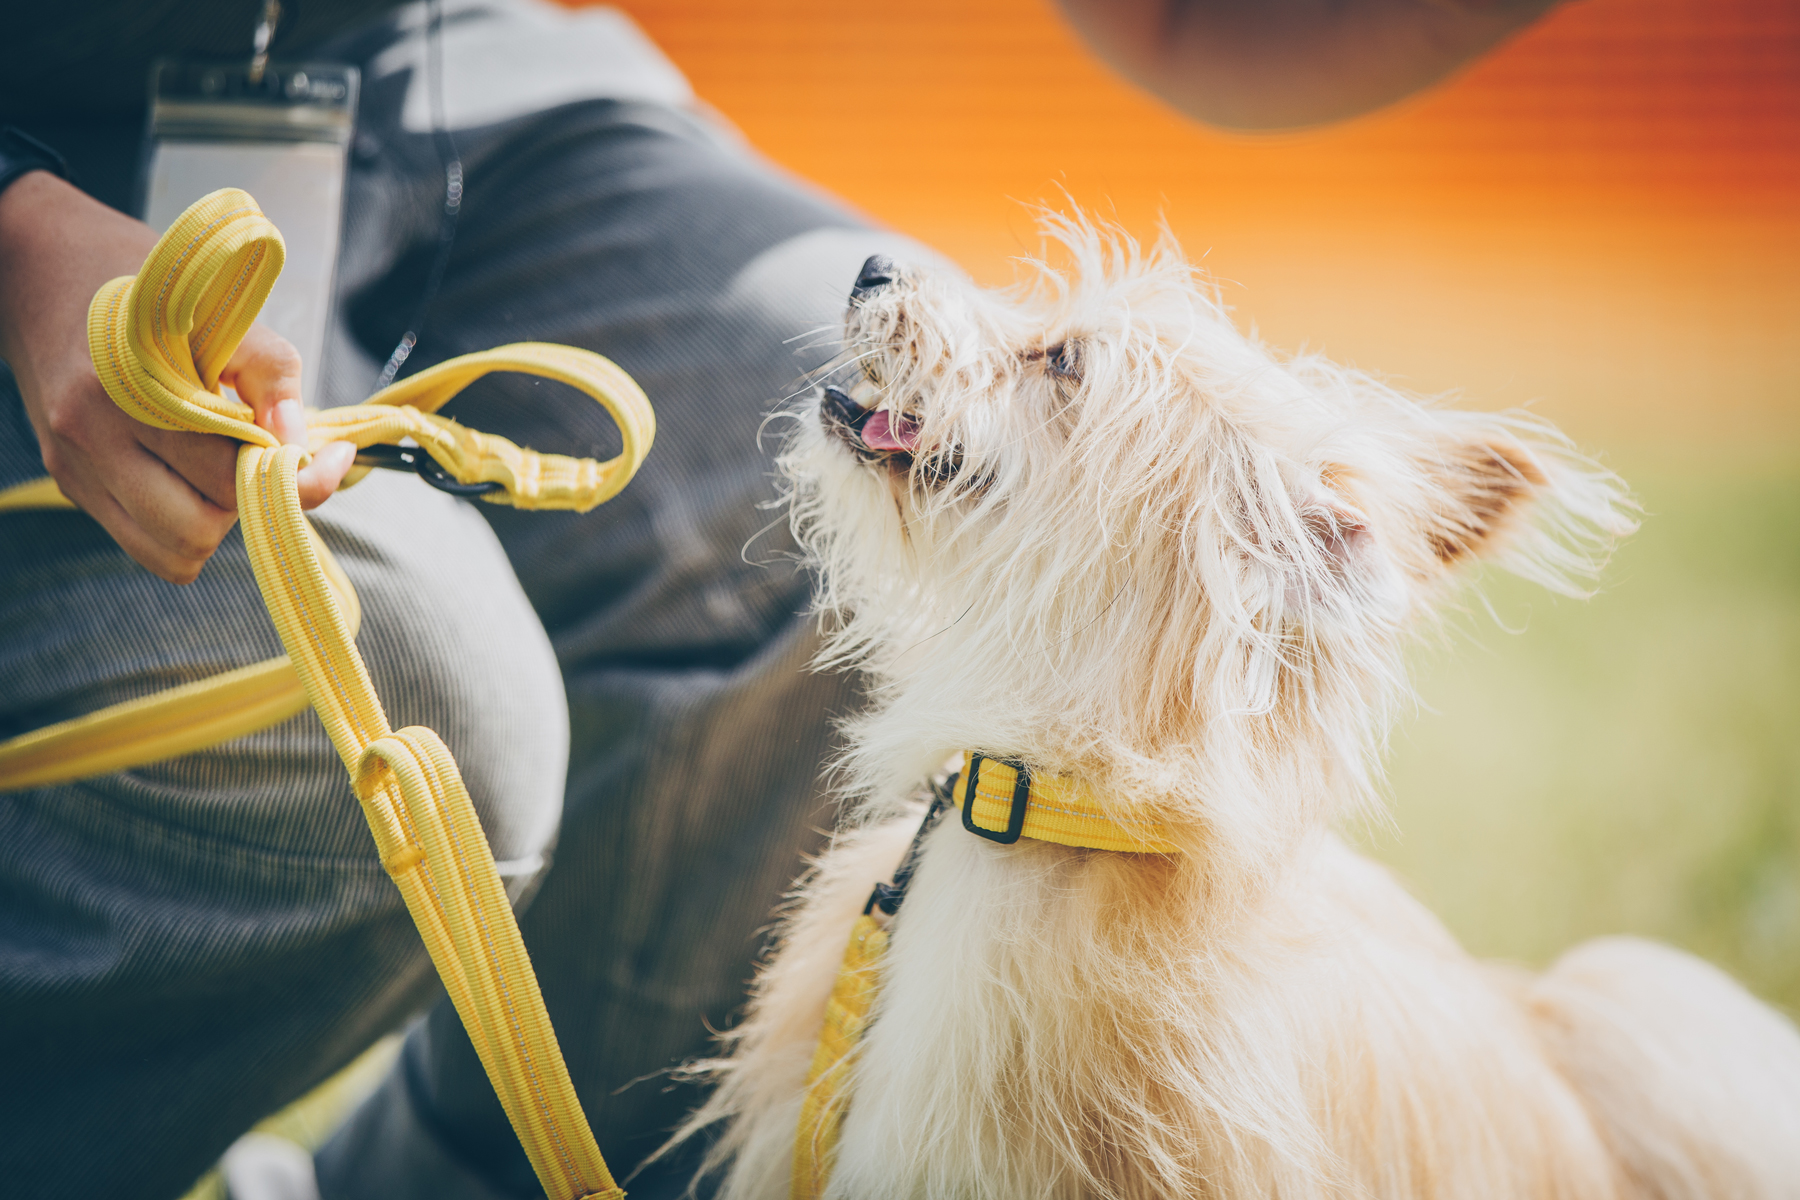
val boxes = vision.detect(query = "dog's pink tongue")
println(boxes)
[861,410,921,452]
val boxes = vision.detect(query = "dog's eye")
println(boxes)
[1045,341,1081,382]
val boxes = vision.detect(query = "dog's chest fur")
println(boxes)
[717,820,1615,1200]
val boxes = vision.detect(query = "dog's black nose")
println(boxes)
[820,385,871,433]
[850,254,896,303]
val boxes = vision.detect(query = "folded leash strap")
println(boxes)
[7,188,653,1200]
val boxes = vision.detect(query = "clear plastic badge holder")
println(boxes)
[140,60,359,408]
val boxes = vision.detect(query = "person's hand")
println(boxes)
[0,171,355,583]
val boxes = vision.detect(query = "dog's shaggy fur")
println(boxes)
[673,220,1800,1199]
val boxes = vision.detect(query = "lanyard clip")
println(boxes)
[248,0,282,85]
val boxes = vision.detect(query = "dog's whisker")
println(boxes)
[737,509,796,568]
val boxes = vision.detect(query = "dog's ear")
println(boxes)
[1418,434,1547,570]
[1212,457,1385,642]
[1279,475,1391,629]
[1299,473,1375,576]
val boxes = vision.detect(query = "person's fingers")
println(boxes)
[52,438,235,585]
[136,424,240,511]
[36,376,239,580]
[107,438,238,561]
[219,324,352,511]
[220,323,305,444]
[298,441,358,510]
[68,482,212,584]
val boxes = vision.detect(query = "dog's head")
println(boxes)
[785,219,1634,843]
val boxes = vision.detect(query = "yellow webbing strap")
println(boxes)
[0,523,351,789]
[790,755,1182,1194]
[791,913,887,1200]
[240,442,622,1200]
[88,190,650,512]
[0,475,76,512]
[24,187,642,1200]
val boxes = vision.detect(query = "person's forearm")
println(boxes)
[1054,0,1561,131]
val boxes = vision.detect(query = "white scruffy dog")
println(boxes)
[672,220,1800,1199]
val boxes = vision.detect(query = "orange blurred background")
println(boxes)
[597,0,1797,454]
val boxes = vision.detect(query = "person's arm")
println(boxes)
[1053,0,1563,131]
[0,169,354,584]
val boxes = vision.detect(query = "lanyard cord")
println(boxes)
[375,0,464,393]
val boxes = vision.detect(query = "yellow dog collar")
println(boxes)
[953,751,1182,854]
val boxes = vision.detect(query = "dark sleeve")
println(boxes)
[0,127,72,201]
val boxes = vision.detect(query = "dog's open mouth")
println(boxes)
[821,385,921,462]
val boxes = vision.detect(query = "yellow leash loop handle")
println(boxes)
[319,342,652,512]
[89,186,654,513]
[88,192,287,441]
[84,187,637,1200]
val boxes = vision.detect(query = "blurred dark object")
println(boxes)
[1055,0,1564,130]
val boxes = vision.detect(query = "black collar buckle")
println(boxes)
[961,753,1032,845]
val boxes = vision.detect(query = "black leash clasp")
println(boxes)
[355,443,505,497]
[859,756,1033,921]
[863,775,955,917]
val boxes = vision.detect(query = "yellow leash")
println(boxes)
[0,189,651,796]
[3,188,650,1199]
[0,508,358,789]
[789,752,1183,1198]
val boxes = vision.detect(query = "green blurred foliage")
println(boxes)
[1356,454,1800,1015]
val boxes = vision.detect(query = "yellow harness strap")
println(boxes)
[6,188,647,1200]
[790,913,887,1200]
[788,753,1182,1198]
